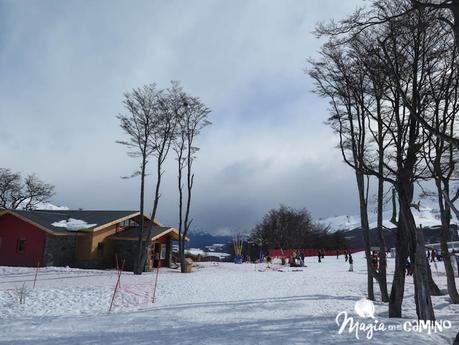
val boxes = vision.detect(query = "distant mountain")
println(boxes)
[34,202,69,211]
[318,204,444,232]
[186,231,233,250]
[17,201,69,211]
[318,204,459,248]
[341,224,459,248]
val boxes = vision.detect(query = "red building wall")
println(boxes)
[0,213,46,267]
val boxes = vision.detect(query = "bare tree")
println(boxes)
[309,42,386,301]
[310,1,449,320]
[422,39,459,303]
[317,0,459,150]
[137,84,179,274]
[172,84,211,273]
[249,205,348,250]
[117,84,158,274]
[0,168,54,210]
[412,0,459,47]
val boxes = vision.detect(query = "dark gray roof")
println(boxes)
[109,226,172,240]
[9,210,140,234]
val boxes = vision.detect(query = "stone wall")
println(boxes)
[112,239,138,271]
[43,235,77,267]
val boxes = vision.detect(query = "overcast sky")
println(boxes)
[0,0,365,234]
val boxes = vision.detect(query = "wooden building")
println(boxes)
[0,209,184,270]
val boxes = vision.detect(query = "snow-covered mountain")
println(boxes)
[16,201,69,211]
[319,204,444,232]
[33,202,69,211]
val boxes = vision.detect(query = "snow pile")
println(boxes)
[51,218,97,231]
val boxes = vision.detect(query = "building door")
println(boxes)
[153,242,161,268]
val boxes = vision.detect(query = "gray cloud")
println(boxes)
[0,0,364,234]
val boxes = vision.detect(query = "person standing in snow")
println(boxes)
[371,252,379,273]
[345,251,348,262]
[431,249,436,262]
[317,250,321,263]
[405,259,413,276]
[336,249,339,259]
[348,253,353,272]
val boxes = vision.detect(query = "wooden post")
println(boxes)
[33,261,40,289]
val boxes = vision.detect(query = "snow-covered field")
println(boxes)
[0,253,458,345]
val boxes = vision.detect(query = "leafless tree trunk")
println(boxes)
[171,83,211,273]
[310,1,445,320]
[137,85,179,274]
[420,31,459,301]
[309,44,388,301]
[117,85,157,274]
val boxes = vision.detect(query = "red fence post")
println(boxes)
[109,259,124,313]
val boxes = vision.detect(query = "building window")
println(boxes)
[119,219,139,231]
[16,239,26,254]
[97,242,104,257]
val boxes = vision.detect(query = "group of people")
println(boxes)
[404,249,445,276]
[405,249,440,276]
[427,249,442,262]
[286,248,355,271]
[289,249,305,267]
[336,249,354,271]
[343,251,354,271]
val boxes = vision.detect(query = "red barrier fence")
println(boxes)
[268,248,365,258]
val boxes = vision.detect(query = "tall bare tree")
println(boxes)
[117,84,158,274]
[422,39,459,303]
[137,84,179,274]
[310,42,386,301]
[310,0,452,320]
[172,84,211,273]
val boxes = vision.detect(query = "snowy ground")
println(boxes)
[0,253,458,344]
